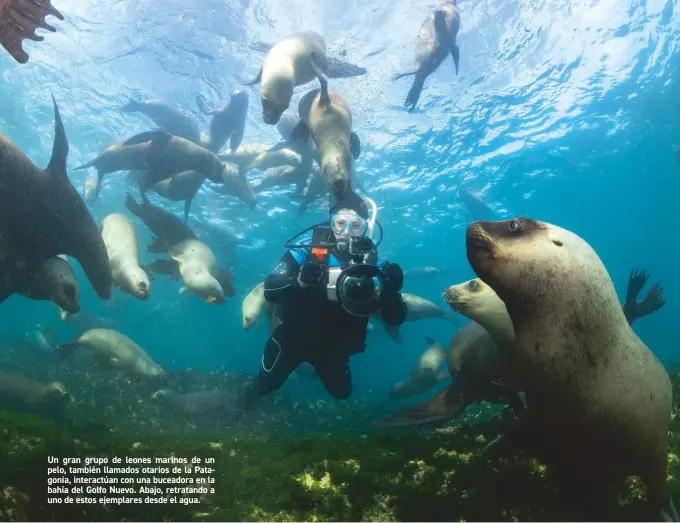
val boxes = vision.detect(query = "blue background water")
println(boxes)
[1,0,679,408]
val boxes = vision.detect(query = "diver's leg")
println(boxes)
[311,353,352,400]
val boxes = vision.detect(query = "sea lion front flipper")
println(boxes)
[309,53,330,105]
[123,130,173,147]
[325,56,368,79]
[46,95,68,180]
[183,197,194,224]
[243,68,262,86]
[0,0,64,64]
[215,268,236,298]
[450,44,460,75]
[289,121,311,144]
[372,381,471,428]
[634,282,666,322]
[349,132,361,160]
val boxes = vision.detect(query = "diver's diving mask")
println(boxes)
[330,210,368,238]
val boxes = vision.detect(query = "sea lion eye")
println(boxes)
[508,219,523,234]
[468,280,479,291]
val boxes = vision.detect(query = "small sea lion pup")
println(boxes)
[0,371,70,418]
[466,217,678,520]
[0,96,112,303]
[393,0,460,112]
[196,90,249,153]
[0,0,64,64]
[100,213,151,300]
[289,83,361,200]
[245,30,368,125]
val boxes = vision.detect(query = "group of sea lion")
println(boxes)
[375,218,677,520]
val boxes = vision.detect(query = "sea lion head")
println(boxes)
[261,74,293,125]
[443,278,506,322]
[186,269,226,305]
[43,382,71,407]
[124,266,151,301]
[465,217,610,320]
[46,260,80,314]
[151,388,173,403]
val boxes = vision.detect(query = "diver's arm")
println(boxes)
[378,261,407,326]
[264,251,303,304]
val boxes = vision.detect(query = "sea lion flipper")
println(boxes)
[195,94,219,116]
[183,196,195,224]
[450,44,460,75]
[372,382,471,428]
[142,168,175,189]
[309,53,330,105]
[289,121,310,144]
[349,132,361,160]
[626,268,649,304]
[325,56,368,79]
[215,268,236,298]
[635,282,666,321]
[405,74,426,112]
[243,68,262,86]
[46,96,68,180]
[391,70,416,82]
[122,130,172,147]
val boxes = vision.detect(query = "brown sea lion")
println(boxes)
[196,90,249,153]
[0,0,63,64]
[75,130,225,197]
[466,217,678,520]
[245,31,367,125]
[0,96,112,303]
[148,169,206,223]
[0,371,70,417]
[120,98,202,145]
[20,255,80,314]
[393,0,460,111]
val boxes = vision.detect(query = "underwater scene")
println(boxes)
[2,0,680,521]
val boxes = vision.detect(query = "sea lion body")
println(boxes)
[100,213,151,300]
[151,387,232,416]
[58,328,166,380]
[241,282,273,330]
[389,337,447,400]
[169,239,233,304]
[196,90,249,153]
[218,144,272,171]
[121,99,202,144]
[394,0,460,111]
[83,174,97,204]
[77,130,225,197]
[152,170,206,202]
[466,217,677,519]
[0,97,112,303]
[0,372,70,417]
[20,255,80,314]
[296,88,359,198]
[212,165,257,208]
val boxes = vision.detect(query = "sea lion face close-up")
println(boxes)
[54,274,81,314]
[261,76,293,124]
[443,278,490,318]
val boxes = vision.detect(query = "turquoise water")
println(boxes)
[1,0,679,411]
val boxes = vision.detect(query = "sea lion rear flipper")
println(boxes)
[123,130,173,147]
[349,132,361,160]
[405,73,426,113]
[0,0,64,64]
[372,381,471,428]
[633,282,666,323]
[243,68,262,86]
[57,342,81,358]
[215,268,236,297]
[309,53,330,105]
[183,197,194,224]
[450,44,460,75]
[626,268,649,305]
[289,121,310,144]
[196,94,219,115]
[325,56,368,79]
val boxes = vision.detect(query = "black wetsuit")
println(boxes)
[246,227,407,401]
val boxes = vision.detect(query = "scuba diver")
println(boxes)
[239,191,407,409]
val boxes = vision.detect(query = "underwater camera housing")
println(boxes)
[327,236,385,317]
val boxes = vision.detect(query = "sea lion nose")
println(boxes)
[138,280,148,291]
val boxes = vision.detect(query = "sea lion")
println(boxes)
[290,85,361,199]
[210,164,257,208]
[0,0,63,64]
[100,213,151,300]
[83,174,97,204]
[465,217,678,520]
[0,372,70,417]
[151,387,233,417]
[148,170,206,223]
[20,255,80,314]
[218,144,272,173]
[169,239,235,304]
[392,0,460,111]
[241,281,273,330]
[389,336,448,400]
[246,31,367,125]
[124,192,197,253]
[76,130,226,197]
[0,96,112,303]
[196,90,249,153]
[120,99,202,145]
[458,187,497,222]
[58,328,166,380]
